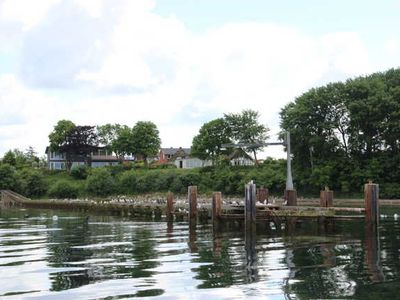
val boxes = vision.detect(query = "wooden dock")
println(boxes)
[1,181,379,227]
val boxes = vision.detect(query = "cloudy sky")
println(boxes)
[1,0,400,158]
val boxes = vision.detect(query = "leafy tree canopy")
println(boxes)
[191,118,232,164]
[224,109,269,163]
[280,67,400,194]
[131,121,161,165]
[49,120,99,170]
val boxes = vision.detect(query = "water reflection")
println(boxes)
[0,208,399,299]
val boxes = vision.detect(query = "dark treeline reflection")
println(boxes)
[1,208,400,299]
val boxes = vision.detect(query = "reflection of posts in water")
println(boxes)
[167,221,173,237]
[364,223,384,283]
[320,243,336,267]
[213,222,222,258]
[212,192,223,258]
[286,217,297,235]
[188,219,197,253]
[245,222,258,282]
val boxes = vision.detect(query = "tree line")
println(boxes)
[281,68,400,197]
[49,120,161,169]
[191,109,269,165]
[2,67,400,198]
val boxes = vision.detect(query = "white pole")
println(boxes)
[286,131,294,190]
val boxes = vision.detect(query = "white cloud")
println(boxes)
[384,38,400,56]
[0,74,57,155]
[0,0,374,158]
[0,0,60,30]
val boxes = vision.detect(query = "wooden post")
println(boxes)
[188,186,198,220]
[244,181,258,283]
[212,192,222,222]
[365,182,379,228]
[286,189,297,206]
[245,181,257,224]
[166,192,174,221]
[320,186,333,208]
[257,186,268,204]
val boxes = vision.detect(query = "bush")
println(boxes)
[70,165,89,180]
[170,172,201,194]
[86,168,116,196]
[48,180,79,199]
[16,168,47,198]
[381,183,400,199]
[0,163,18,190]
[118,170,137,194]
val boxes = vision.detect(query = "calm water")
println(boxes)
[1,208,400,299]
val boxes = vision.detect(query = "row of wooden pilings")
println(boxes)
[166,181,379,228]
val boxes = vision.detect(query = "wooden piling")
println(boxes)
[212,192,222,222]
[245,181,257,224]
[364,182,379,228]
[257,187,268,203]
[188,186,198,220]
[166,192,174,221]
[286,189,297,206]
[320,187,333,208]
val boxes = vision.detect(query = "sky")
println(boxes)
[1,0,400,159]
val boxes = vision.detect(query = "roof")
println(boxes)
[161,147,191,155]
[228,148,254,161]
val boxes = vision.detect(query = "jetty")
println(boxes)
[0,181,379,227]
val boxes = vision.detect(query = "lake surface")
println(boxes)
[1,207,400,299]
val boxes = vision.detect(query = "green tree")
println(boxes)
[49,120,99,170]
[16,168,47,197]
[280,68,400,195]
[25,146,40,167]
[191,118,232,165]
[2,149,31,169]
[224,109,269,164]
[2,150,16,166]
[0,164,18,190]
[131,121,161,166]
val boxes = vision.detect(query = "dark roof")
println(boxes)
[228,148,253,161]
[161,147,191,155]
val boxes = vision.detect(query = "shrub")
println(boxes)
[0,163,18,190]
[118,170,137,194]
[86,168,116,196]
[170,172,201,194]
[16,168,47,198]
[48,180,79,199]
[70,165,89,180]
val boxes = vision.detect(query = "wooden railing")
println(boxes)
[0,190,30,208]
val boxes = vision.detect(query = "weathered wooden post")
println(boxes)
[286,190,297,206]
[285,132,297,206]
[320,186,333,208]
[365,181,379,228]
[212,192,222,222]
[257,186,268,204]
[245,181,257,224]
[166,192,174,221]
[188,186,198,221]
[245,181,258,282]
[364,181,384,283]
